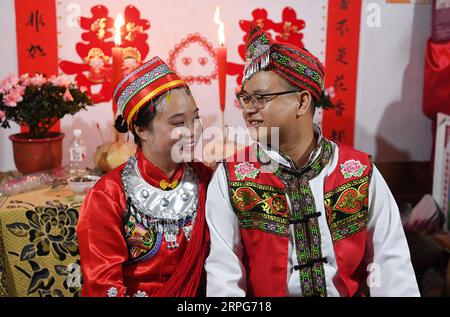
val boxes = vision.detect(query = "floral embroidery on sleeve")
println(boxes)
[133,290,148,297]
[107,287,118,297]
[234,162,260,180]
[340,160,367,179]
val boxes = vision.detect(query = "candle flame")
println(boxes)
[214,6,225,46]
[114,14,125,46]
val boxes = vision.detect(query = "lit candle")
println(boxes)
[112,13,124,117]
[214,6,227,135]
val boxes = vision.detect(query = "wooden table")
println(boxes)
[0,184,84,297]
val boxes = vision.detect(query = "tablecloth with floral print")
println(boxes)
[0,185,83,297]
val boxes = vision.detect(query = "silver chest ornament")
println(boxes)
[121,155,199,249]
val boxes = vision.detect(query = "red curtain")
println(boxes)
[423,38,450,164]
[423,39,450,120]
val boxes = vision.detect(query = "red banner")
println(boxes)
[15,0,59,132]
[322,0,362,146]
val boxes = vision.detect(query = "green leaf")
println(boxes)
[20,244,36,261]
[6,222,30,237]
[52,289,65,297]
[54,265,68,276]
[28,271,54,295]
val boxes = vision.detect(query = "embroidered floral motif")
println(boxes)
[107,287,118,297]
[340,160,367,179]
[272,52,324,88]
[239,216,289,236]
[234,162,260,181]
[232,187,288,215]
[245,31,270,60]
[124,212,161,261]
[225,174,289,236]
[324,176,370,242]
[6,202,79,262]
[133,290,148,297]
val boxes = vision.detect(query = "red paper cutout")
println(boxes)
[227,7,305,87]
[59,5,150,104]
[168,33,217,86]
[182,57,192,65]
[198,57,208,66]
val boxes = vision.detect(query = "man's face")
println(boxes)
[240,71,301,145]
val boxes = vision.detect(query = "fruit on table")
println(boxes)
[93,131,136,172]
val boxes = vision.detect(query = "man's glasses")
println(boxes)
[236,90,300,110]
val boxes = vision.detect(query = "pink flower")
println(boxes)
[3,89,23,107]
[237,162,255,175]
[5,74,19,86]
[20,73,31,86]
[63,88,74,102]
[1,75,25,94]
[30,74,47,86]
[12,85,25,96]
[344,160,361,173]
[51,76,71,87]
[0,82,11,94]
[324,86,335,99]
[340,159,367,179]
[80,86,87,93]
[235,162,259,180]
[0,78,13,94]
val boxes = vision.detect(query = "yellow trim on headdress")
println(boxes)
[126,79,186,127]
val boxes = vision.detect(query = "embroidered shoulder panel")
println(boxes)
[324,175,370,242]
[224,169,289,237]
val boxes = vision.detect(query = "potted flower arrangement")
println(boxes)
[0,73,92,174]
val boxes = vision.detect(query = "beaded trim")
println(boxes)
[113,57,160,101]
[117,63,173,113]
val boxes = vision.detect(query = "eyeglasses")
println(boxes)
[236,90,300,110]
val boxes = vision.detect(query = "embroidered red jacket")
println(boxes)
[222,142,372,296]
[77,148,212,297]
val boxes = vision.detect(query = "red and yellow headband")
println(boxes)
[243,24,326,103]
[113,56,186,128]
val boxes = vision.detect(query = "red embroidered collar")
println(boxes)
[135,147,184,189]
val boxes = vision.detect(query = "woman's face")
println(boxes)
[142,87,202,163]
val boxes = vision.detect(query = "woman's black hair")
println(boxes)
[114,94,164,146]
[130,101,159,147]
